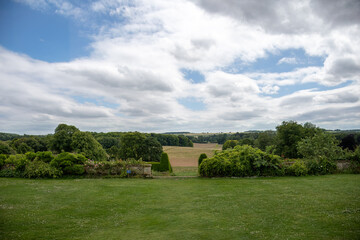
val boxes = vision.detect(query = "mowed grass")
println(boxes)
[164,143,222,167]
[1,175,359,240]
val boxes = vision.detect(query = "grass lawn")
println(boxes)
[0,175,359,240]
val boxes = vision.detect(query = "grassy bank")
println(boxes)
[0,175,359,239]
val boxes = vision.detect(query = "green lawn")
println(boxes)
[0,175,359,240]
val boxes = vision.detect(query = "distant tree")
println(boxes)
[71,131,108,161]
[297,132,343,161]
[254,131,275,151]
[178,135,193,147]
[97,137,120,150]
[275,121,305,158]
[11,137,47,153]
[340,134,357,151]
[222,140,238,150]
[0,141,14,155]
[239,138,255,147]
[51,124,79,153]
[119,132,147,160]
[141,137,163,162]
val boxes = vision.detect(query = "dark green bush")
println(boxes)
[0,168,23,178]
[50,152,86,175]
[150,162,161,172]
[0,154,7,168]
[159,152,172,172]
[24,160,61,178]
[198,153,207,166]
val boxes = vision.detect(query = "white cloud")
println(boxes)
[277,57,298,65]
[1,0,360,133]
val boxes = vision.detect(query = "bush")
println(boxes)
[24,160,61,178]
[286,160,308,176]
[159,153,172,172]
[84,159,142,177]
[35,151,54,163]
[0,168,23,178]
[150,162,161,172]
[25,152,37,161]
[199,145,284,177]
[198,153,207,166]
[222,140,238,150]
[305,157,337,175]
[50,152,86,175]
[0,141,14,155]
[0,154,7,168]
[5,154,29,172]
[344,147,360,173]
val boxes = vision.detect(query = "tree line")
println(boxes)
[0,124,194,162]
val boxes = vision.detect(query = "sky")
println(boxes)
[0,0,359,134]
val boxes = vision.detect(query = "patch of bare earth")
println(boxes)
[163,143,222,167]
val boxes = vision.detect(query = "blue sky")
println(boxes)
[0,0,359,134]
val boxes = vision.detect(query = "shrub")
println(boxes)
[24,160,61,178]
[0,168,23,178]
[5,154,29,172]
[25,152,37,161]
[84,159,142,177]
[0,141,14,155]
[222,140,238,150]
[305,157,337,175]
[344,147,360,173]
[150,162,161,172]
[159,153,172,172]
[286,160,308,176]
[35,151,54,163]
[0,154,7,168]
[199,145,284,177]
[198,153,207,166]
[50,152,86,175]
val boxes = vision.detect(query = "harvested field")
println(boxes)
[163,143,222,167]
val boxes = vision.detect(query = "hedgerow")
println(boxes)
[199,145,284,177]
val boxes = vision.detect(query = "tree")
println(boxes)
[71,131,108,161]
[297,132,343,161]
[51,124,79,153]
[222,140,238,150]
[119,132,147,160]
[141,137,163,162]
[254,131,275,151]
[275,121,305,158]
[0,141,14,155]
[340,134,357,151]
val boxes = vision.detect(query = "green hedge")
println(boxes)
[150,153,172,172]
[199,145,285,177]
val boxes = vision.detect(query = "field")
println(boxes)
[163,143,222,167]
[1,175,359,240]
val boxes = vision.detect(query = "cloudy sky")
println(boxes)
[0,0,359,134]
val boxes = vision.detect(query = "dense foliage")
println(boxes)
[199,145,284,177]
[198,153,207,166]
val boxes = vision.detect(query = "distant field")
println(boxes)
[163,143,222,167]
[1,175,359,239]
